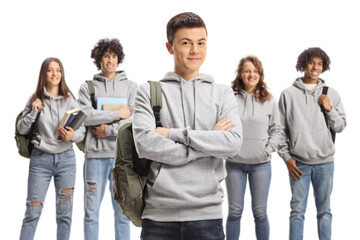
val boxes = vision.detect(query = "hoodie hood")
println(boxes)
[293,77,326,93]
[160,72,214,84]
[92,70,128,94]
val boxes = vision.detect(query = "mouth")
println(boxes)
[248,77,257,82]
[106,64,115,69]
[188,58,201,61]
[311,71,319,77]
[51,77,59,81]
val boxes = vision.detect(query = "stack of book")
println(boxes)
[55,108,87,140]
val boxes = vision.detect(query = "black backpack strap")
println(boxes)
[321,86,336,143]
[86,80,96,109]
[148,81,162,127]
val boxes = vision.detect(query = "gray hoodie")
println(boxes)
[133,72,243,222]
[227,90,280,164]
[17,89,85,154]
[78,71,137,158]
[277,78,346,164]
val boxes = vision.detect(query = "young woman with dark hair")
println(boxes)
[18,57,85,240]
[226,56,280,240]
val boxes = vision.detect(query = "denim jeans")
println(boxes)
[289,161,334,240]
[141,218,225,240]
[19,148,76,240]
[225,161,271,240]
[83,158,130,240]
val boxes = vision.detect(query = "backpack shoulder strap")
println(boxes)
[86,80,96,109]
[322,86,329,95]
[148,81,162,127]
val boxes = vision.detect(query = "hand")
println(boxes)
[286,158,303,180]
[58,126,74,141]
[319,94,332,112]
[92,124,107,138]
[213,118,232,131]
[118,105,131,119]
[265,151,269,157]
[32,98,43,111]
[156,127,169,139]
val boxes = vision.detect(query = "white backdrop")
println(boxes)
[1,0,358,239]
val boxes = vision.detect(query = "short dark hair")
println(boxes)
[91,38,125,70]
[166,12,207,45]
[231,56,271,103]
[296,47,331,73]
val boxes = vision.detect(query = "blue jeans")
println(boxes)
[289,161,334,240]
[19,148,76,240]
[141,219,225,240]
[225,161,271,240]
[83,158,130,240]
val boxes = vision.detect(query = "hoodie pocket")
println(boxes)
[292,130,334,159]
[238,138,268,162]
[148,161,221,208]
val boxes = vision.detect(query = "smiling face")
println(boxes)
[303,57,323,84]
[100,50,118,79]
[46,61,62,89]
[166,27,207,80]
[241,61,260,93]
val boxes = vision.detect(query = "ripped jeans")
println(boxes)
[84,158,130,240]
[20,148,76,240]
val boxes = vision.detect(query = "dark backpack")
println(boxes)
[76,80,96,152]
[15,110,40,158]
[321,86,336,143]
[112,81,162,227]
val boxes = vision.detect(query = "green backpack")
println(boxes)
[76,80,96,152]
[15,110,40,158]
[112,81,162,227]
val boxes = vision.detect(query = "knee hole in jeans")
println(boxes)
[31,201,43,206]
[87,182,97,193]
[59,188,74,199]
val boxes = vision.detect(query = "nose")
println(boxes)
[190,44,200,54]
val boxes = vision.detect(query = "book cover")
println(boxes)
[97,97,127,110]
[54,108,79,139]
[102,104,126,111]
[68,111,87,131]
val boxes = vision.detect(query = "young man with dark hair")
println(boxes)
[133,12,243,239]
[78,38,137,240]
[277,47,346,240]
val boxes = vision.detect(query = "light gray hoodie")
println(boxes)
[17,89,85,154]
[227,90,280,164]
[277,78,346,164]
[133,72,243,222]
[78,71,137,158]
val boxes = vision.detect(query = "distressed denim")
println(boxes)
[225,161,271,240]
[141,218,225,240]
[84,158,130,240]
[19,148,76,240]
[289,161,334,240]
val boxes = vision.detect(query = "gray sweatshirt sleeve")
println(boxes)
[264,97,281,155]
[78,83,120,126]
[17,98,39,135]
[277,92,292,162]
[104,82,137,136]
[168,87,243,158]
[326,88,346,133]
[133,85,208,166]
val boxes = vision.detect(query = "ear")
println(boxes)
[166,42,173,55]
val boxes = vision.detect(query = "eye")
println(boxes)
[198,41,206,46]
[182,41,190,46]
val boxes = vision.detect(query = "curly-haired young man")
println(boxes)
[133,12,243,239]
[78,38,137,240]
[277,47,346,240]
